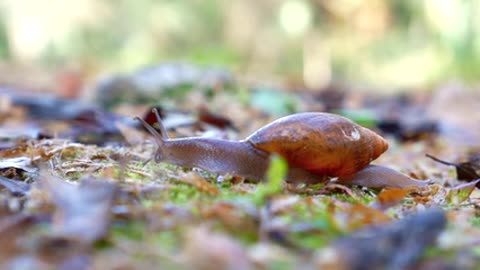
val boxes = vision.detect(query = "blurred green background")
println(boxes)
[0,0,479,90]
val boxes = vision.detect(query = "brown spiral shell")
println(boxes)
[246,112,388,176]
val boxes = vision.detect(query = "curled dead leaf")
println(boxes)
[426,153,480,187]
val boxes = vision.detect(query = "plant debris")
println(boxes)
[426,153,480,188]
[40,173,119,244]
[1,70,480,269]
[315,208,447,270]
[0,176,30,196]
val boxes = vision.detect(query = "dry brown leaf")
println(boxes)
[40,172,118,244]
[0,211,35,261]
[338,203,392,231]
[178,171,221,195]
[200,202,256,232]
[427,153,480,187]
[318,209,446,270]
[372,187,416,210]
[0,139,30,158]
[197,106,237,130]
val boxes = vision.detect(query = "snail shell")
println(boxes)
[246,112,388,176]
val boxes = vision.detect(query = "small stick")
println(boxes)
[425,154,458,167]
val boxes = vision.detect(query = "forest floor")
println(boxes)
[0,65,479,269]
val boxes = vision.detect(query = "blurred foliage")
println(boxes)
[0,10,9,59]
[250,88,300,116]
[0,0,480,88]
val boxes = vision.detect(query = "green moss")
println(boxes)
[167,183,206,203]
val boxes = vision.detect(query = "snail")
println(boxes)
[136,110,429,189]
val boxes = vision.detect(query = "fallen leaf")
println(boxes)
[200,202,257,233]
[446,180,480,205]
[40,173,118,244]
[426,153,480,187]
[371,187,416,210]
[0,175,30,196]
[198,107,237,130]
[178,172,220,195]
[0,157,37,173]
[316,208,447,270]
[0,210,35,261]
[0,139,30,158]
[142,106,166,128]
[336,203,391,231]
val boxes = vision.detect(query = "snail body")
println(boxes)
[136,111,427,188]
[336,165,430,188]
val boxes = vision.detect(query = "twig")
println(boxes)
[425,154,457,167]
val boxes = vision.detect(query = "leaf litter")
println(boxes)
[0,79,479,269]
